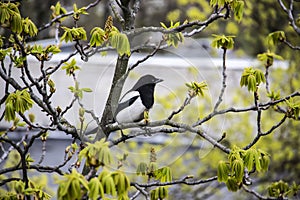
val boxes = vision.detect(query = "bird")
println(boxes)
[114,74,163,124]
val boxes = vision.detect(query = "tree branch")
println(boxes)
[242,185,281,200]
[193,91,300,127]
[134,176,217,187]
[243,114,287,150]
[277,0,300,35]
[214,47,227,111]
[283,39,300,50]
[38,0,103,32]
[125,6,228,37]
[107,119,230,153]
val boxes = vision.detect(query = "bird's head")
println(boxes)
[131,74,163,91]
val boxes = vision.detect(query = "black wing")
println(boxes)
[115,95,139,115]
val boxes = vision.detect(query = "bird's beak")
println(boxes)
[155,78,163,83]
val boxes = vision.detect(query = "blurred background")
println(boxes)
[1,0,300,199]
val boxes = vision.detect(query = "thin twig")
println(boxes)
[38,0,103,31]
[242,185,280,200]
[243,114,287,150]
[214,47,227,111]
[131,183,150,200]
[283,39,300,50]
[193,91,300,127]
[167,95,193,120]
[277,0,300,35]
[134,176,217,187]
[128,39,163,71]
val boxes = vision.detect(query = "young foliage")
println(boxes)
[232,0,244,22]
[110,32,131,56]
[0,47,12,61]
[285,98,300,119]
[89,16,130,56]
[185,81,208,97]
[22,17,38,37]
[257,50,283,67]
[89,27,106,47]
[5,89,34,121]
[88,177,104,200]
[217,160,229,182]
[78,139,112,168]
[267,180,300,198]
[267,31,286,47]
[0,180,52,200]
[50,2,67,21]
[150,186,168,200]
[57,168,89,200]
[10,13,22,34]
[111,171,131,196]
[217,147,270,192]
[267,90,281,101]
[160,21,184,48]
[30,44,61,61]
[0,2,22,33]
[240,67,265,92]
[98,170,117,197]
[61,26,87,42]
[210,0,244,21]
[61,58,80,75]
[211,34,235,49]
[68,81,92,99]
[136,162,148,175]
[72,3,88,21]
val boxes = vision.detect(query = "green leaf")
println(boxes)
[22,17,38,36]
[268,180,290,198]
[233,0,244,22]
[0,47,12,61]
[50,2,67,21]
[267,90,281,101]
[243,148,257,171]
[102,174,117,196]
[61,27,87,42]
[217,160,229,182]
[136,162,148,175]
[109,32,130,56]
[10,13,22,33]
[57,168,88,200]
[211,34,235,49]
[285,98,300,119]
[62,58,81,75]
[160,21,184,48]
[88,177,104,200]
[81,88,92,92]
[111,171,131,194]
[5,90,34,122]
[155,167,172,182]
[226,177,240,192]
[267,31,286,47]
[210,0,226,7]
[185,81,208,97]
[240,67,265,92]
[257,51,283,67]
[90,27,105,47]
[231,158,244,183]
[78,139,112,168]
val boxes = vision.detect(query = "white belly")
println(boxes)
[116,92,145,123]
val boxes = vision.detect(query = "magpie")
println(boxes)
[114,74,163,124]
